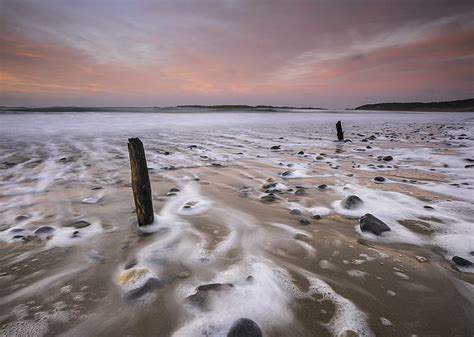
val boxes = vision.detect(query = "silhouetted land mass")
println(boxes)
[0,105,326,113]
[176,105,326,111]
[354,98,474,112]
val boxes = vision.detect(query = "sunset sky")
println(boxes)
[1,0,473,108]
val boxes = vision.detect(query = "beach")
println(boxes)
[0,109,473,336]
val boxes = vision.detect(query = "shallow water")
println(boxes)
[0,110,473,336]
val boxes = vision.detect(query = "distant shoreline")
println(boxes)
[1,98,473,113]
[353,98,474,112]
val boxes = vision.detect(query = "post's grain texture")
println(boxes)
[336,121,344,141]
[128,137,154,226]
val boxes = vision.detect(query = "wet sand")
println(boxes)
[0,111,473,336]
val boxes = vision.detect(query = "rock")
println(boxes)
[295,188,305,195]
[281,170,292,177]
[189,145,198,149]
[186,283,234,309]
[71,231,80,238]
[415,256,428,263]
[341,195,363,209]
[339,330,359,337]
[15,215,30,222]
[245,275,254,283]
[169,187,180,193]
[359,213,391,235]
[423,205,434,210]
[65,220,91,229]
[34,226,55,236]
[297,151,304,155]
[260,193,276,203]
[183,201,199,209]
[452,256,472,267]
[382,155,393,162]
[289,209,302,215]
[125,278,163,301]
[374,176,385,183]
[270,145,281,150]
[178,271,190,279]
[293,233,310,241]
[465,164,474,169]
[317,184,327,190]
[312,214,321,220]
[227,318,263,337]
[299,219,310,225]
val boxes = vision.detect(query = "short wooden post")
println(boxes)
[128,137,154,226]
[336,121,344,141]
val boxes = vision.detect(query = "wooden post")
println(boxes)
[336,121,344,141]
[128,137,154,226]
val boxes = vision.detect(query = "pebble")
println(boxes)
[374,176,385,183]
[341,195,363,209]
[65,220,91,229]
[452,256,473,267]
[299,219,310,225]
[227,318,263,337]
[359,213,391,235]
[289,209,302,215]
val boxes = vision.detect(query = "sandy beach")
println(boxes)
[0,110,473,336]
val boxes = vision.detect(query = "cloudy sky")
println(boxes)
[1,0,473,108]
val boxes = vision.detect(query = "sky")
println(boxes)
[1,0,473,108]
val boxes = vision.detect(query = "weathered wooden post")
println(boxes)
[336,121,344,141]
[128,137,154,226]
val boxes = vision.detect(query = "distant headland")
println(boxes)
[354,98,474,112]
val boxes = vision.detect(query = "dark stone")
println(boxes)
[281,170,292,177]
[260,194,276,202]
[317,184,327,190]
[189,145,198,149]
[270,145,281,150]
[169,187,180,193]
[295,188,305,195]
[359,213,391,235]
[34,226,55,235]
[465,164,474,169]
[341,195,363,209]
[163,151,170,155]
[299,219,310,225]
[290,209,302,215]
[312,214,321,220]
[382,156,393,161]
[423,205,434,210]
[125,278,163,301]
[15,215,30,222]
[452,256,472,267]
[124,260,138,269]
[71,231,80,238]
[374,176,385,183]
[65,220,91,229]
[298,151,304,155]
[211,163,223,167]
[227,318,263,337]
[187,283,234,309]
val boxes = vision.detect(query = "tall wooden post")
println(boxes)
[336,121,344,141]
[128,137,154,226]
